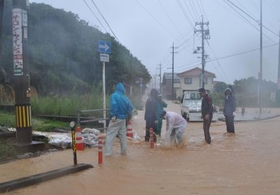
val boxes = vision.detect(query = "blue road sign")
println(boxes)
[98,40,111,54]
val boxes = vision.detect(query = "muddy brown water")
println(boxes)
[1,101,280,195]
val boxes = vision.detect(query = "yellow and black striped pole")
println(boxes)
[70,121,77,165]
[15,104,32,142]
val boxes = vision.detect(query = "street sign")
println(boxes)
[100,53,109,62]
[98,40,111,54]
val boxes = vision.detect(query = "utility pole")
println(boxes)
[157,63,162,93]
[277,28,280,91]
[194,16,210,89]
[171,42,178,101]
[0,0,4,60]
[12,0,44,151]
[258,0,263,116]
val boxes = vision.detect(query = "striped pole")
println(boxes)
[98,134,105,165]
[70,121,77,165]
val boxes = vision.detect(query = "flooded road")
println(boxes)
[1,101,280,195]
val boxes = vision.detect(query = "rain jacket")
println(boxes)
[144,89,159,130]
[164,111,187,141]
[223,89,236,117]
[109,83,134,119]
[201,94,213,117]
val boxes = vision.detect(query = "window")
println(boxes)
[184,78,192,84]
[201,77,207,84]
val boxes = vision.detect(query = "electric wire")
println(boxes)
[82,0,107,33]
[90,0,120,42]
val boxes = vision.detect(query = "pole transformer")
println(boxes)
[12,0,32,143]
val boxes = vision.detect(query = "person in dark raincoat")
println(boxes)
[144,88,158,142]
[198,87,213,144]
[223,88,236,133]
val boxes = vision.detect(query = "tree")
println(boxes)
[1,2,151,96]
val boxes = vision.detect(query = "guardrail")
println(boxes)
[76,108,110,133]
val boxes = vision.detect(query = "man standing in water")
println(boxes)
[223,87,236,133]
[104,82,134,156]
[198,88,213,144]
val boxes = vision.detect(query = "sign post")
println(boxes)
[98,40,111,132]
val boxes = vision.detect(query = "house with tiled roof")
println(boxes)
[162,67,216,100]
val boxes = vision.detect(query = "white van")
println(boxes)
[180,90,218,122]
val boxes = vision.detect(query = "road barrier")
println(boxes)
[75,126,85,150]
[126,120,133,138]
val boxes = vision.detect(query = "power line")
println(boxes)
[134,0,179,42]
[90,0,120,42]
[207,43,278,62]
[82,0,107,33]
[224,0,278,37]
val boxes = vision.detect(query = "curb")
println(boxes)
[0,163,93,193]
[218,114,280,122]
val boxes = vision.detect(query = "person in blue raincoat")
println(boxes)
[104,82,134,156]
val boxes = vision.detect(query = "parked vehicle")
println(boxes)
[180,90,218,122]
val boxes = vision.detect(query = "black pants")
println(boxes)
[225,116,235,133]
[203,115,212,144]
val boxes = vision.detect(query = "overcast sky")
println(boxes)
[29,0,280,85]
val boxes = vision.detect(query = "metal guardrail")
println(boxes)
[76,108,110,132]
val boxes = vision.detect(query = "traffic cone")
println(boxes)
[75,126,85,150]
[126,120,133,138]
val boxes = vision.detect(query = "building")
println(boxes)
[162,72,180,100]
[162,67,216,100]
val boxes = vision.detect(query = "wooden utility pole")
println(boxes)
[12,0,32,143]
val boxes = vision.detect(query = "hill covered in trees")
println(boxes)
[0,2,151,96]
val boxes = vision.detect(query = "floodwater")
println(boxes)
[1,101,280,195]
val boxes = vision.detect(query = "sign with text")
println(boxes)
[100,53,109,62]
[12,9,24,76]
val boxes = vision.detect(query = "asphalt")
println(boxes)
[0,163,93,193]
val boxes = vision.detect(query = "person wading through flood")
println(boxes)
[198,88,213,144]
[160,110,187,147]
[155,93,167,138]
[104,82,134,156]
[144,88,158,142]
[223,87,236,133]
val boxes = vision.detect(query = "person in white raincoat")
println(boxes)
[160,110,187,146]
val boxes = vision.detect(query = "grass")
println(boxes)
[0,137,18,163]
[0,111,69,132]
[0,111,70,164]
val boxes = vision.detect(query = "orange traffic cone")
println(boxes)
[75,126,85,150]
[126,120,133,138]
